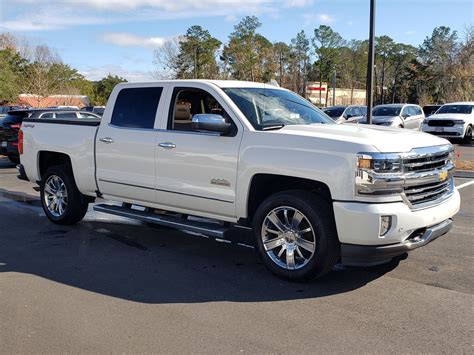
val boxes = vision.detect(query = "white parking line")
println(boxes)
[456,180,474,190]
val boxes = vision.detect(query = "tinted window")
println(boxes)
[111,87,163,129]
[56,112,77,119]
[373,106,401,116]
[40,112,54,119]
[437,104,473,114]
[322,107,345,118]
[78,112,100,119]
[3,112,28,124]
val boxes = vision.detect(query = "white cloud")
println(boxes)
[404,30,416,36]
[283,0,314,7]
[302,13,335,27]
[79,64,154,82]
[101,33,166,48]
[347,20,353,27]
[4,0,277,31]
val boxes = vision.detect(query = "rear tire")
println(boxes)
[253,190,339,281]
[40,165,89,225]
[462,125,472,144]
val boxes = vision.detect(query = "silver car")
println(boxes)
[322,105,367,124]
[361,104,425,130]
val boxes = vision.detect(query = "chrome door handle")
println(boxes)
[158,142,176,149]
[99,137,114,144]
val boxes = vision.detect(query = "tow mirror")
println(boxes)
[192,114,231,134]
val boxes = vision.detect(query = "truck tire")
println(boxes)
[40,165,89,225]
[462,125,472,144]
[253,190,339,281]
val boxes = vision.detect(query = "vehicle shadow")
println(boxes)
[0,204,403,304]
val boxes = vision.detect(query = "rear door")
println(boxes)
[96,85,166,203]
[154,83,243,219]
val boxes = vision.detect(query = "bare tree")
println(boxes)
[153,37,182,79]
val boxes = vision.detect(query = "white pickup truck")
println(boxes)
[19,80,460,281]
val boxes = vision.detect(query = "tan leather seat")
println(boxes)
[174,103,192,130]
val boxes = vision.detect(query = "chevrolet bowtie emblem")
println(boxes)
[439,170,448,181]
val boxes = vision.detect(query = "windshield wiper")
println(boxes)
[262,124,285,131]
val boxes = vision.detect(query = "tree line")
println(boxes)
[154,16,473,105]
[0,33,127,106]
[1,17,472,107]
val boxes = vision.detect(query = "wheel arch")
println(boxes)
[245,173,332,224]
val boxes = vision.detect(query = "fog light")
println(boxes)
[379,216,392,237]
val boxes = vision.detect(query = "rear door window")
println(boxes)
[56,112,78,119]
[111,87,163,129]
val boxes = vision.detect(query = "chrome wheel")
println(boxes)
[43,175,68,217]
[261,206,316,270]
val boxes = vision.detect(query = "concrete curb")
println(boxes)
[0,188,39,203]
[454,170,474,179]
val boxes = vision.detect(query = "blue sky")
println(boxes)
[0,0,472,81]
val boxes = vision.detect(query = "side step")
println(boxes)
[93,203,231,239]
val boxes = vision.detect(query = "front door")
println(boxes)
[96,86,164,203]
[154,86,243,219]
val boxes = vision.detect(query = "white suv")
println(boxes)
[422,102,474,143]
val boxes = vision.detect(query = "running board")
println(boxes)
[93,203,230,238]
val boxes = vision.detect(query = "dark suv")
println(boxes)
[0,109,100,164]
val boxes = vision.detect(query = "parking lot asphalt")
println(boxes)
[0,157,473,353]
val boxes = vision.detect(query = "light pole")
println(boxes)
[332,68,336,106]
[366,0,376,124]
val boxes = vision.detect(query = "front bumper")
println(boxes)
[333,189,460,263]
[341,218,453,265]
[422,125,465,138]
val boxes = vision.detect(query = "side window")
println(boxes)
[56,112,77,119]
[401,106,410,117]
[351,107,361,116]
[168,88,233,133]
[360,106,367,115]
[111,87,163,129]
[39,112,54,119]
[415,106,423,115]
[78,112,100,119]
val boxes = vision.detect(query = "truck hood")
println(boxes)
[278,123,448,153]
[427,113,469,120]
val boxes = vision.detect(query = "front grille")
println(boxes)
[430,131,459,136]
[403,151,450,172]
[428,120,454,127]
[404,180,451,207]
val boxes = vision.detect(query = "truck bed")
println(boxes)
[21,118,100,197]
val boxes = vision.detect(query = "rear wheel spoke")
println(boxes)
[264,237,284,251]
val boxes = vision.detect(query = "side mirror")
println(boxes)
[192,114,231,134]
[401,113,409,119]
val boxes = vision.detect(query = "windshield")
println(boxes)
[223,88,333,130]
[372,106,401,116]
[437,104,473,114]
[322,107,345,118]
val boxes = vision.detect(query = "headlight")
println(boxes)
[453,120,465,125]
[356,153,404,196]
[357,154,402,173]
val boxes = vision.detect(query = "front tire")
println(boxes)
[462,125,472,144]
[40,165,89,225]
[253,190,339,281]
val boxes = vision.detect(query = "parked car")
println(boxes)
[360,104,425,130]
[423,104,442,117]
[0,109,100,164]
[421,102,473,143]
[0,106,21,119]
[81,105,106,116]
[19,80,459,281]
[322,105,367,124]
